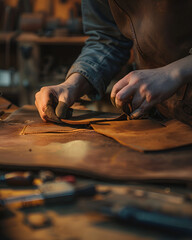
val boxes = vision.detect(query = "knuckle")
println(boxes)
[35,92,39,99]
[129,71,139,83]
[146,92,156,102]
[120,75,130,84]
[146,93,152,102]
[112,85,118,95]
[41,86,48,93]
[140,84,147,93]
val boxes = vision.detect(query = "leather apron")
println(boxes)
[108,0,192,125]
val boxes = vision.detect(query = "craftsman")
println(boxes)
[35,0,192,124]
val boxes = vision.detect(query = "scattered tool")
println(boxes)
[56,175,76,184]
[39,170,55,183]
[1,181,96,209]
[91,191,192,234]
[0,171,34,186]
[100,202,192,234]
[38,170,76,184]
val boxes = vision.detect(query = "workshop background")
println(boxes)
[0,0,132,110]
[1,1,192,240]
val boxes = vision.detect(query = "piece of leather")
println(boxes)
[60,109,124,125]
[108,0,192,125]
[1,122,192,182]
[92,119,192,152]
[4,105,122,125]
[7,105,192,153]
[4,105,124,136]
[1,104,192,182]
[20,122,91,135]
[0,97,12,110]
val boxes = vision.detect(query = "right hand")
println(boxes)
[35,73,92,122]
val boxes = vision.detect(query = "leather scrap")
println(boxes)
[1,103,192,182]
[91,119,192,152]
[20,122,91,135]
[60,109,124,125]
[7,105,123,135]
[5,105,192,153]
[4,105,123,125]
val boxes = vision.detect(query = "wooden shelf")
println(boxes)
[16,33,88,45]
[0,32,18,43]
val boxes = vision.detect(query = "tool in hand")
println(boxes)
[0,171,34,186]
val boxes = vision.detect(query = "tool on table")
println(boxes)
[91,190,192,234]
[56,175,76,184]
[39,170,55,183]
[0,171,34,186]
[1,181,96,209]
[99,202,192,234]
[38,170,76,184]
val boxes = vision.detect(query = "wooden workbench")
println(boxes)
[0,97,192,240]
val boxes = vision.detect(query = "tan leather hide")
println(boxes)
[92,119,192,152]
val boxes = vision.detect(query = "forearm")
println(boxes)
[166,55,192,87]
[66,0,132,100]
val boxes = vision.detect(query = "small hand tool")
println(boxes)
[56,175,76,184]
[1,181,96,209]
[0,171,34,186]
[91,191,192,234]
[100,204,192,234]
[38,170,76,184]
[39,170,55,183]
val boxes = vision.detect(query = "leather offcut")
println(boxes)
[92,119,192,152]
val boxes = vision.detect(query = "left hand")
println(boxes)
[111,66,183,119]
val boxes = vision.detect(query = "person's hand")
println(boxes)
[111,66,183,119]
[35,73,92,122]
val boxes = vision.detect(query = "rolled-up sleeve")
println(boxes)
[66,0,133,100]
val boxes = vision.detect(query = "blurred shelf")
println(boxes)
[16,33,88,45]
[0,31,18,43]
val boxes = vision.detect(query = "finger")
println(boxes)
[35,92,50,122]
[130,100,154,119]
[110,96,116,107]
[115,84,135,109]
[55,101,73,119]
[110,75,130,103]
[35,99,48,122]
[35,87,58,120]
[40,88,57,112]
[131,92,145,111]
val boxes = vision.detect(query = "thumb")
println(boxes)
[44,104,61,123]
[55,101,73,119]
